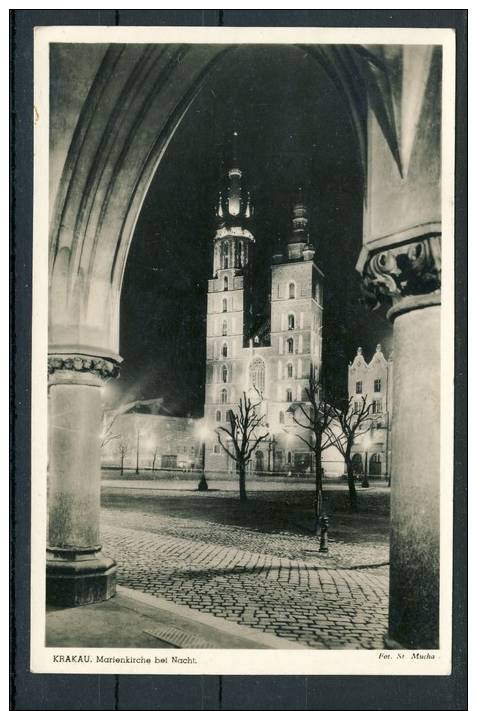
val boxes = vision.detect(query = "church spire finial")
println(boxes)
[217,192,224,218]
[231,130,239,168]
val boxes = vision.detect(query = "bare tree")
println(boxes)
[327,395,373,511]
[117,438,130,477]
[291,370,336,533]
[100,411,121,449]
[216,390,269,502]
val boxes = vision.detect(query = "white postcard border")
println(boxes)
[31,24,456,676]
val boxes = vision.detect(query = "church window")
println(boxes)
[288,314,295,330]
[286,388,293,402]
[222,365,228,383]
[237,242,243,267]
[279,411,285,425]
[372,399,382,414]
[213,444,220,454]
[287,337,294,354]
[223,242,229,269]
[354,401,359,413]
[374,378,381,392]
[220,388,227,404]
[222,320,228,336]
[224,276,229,291]
[315,282,323,304]
[287,363,293,378]
[287,451,292,465]
[356,380,362,394]
[222,343,228,358]
[249,358,266,395]
[222,298,228,312]
[215,410,222,422]
[226,410,233,422]
[289,282,295,299]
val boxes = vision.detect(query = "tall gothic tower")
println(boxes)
[203,152,329,476]
[204,134,255,462]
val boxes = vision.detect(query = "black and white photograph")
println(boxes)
[27,24,457,677]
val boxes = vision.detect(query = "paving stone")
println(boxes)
[102,513,389,649]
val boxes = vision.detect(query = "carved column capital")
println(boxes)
[48,353,120,384]
[361,233,441,320]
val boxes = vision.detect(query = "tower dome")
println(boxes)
[215,132,254,226]
[212,132,255,275]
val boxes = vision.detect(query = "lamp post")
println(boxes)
[196,420,209,491]
[135,431,140,475]
[285,429,294,476]
[361,427,372,488]
[362,450,369,488]
[144,433,155,472]
[267,434,276,473]
[265,423,276,474]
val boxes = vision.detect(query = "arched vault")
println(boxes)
[49,42,431,358]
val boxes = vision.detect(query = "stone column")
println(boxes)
[46,353,120,606]
[362,233,441,648]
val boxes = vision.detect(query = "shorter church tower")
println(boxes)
[268,193,324,471]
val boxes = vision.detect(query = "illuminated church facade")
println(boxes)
[203,138,343,476]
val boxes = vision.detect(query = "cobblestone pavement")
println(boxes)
[102,513,389,649]
[101,506,389,569]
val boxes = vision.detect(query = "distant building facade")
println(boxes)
[203,136,343,477]
[101,399,200,471]
[348,345,393,479]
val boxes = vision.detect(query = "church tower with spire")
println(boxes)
[203,149,334,476]
[204,133,255,459]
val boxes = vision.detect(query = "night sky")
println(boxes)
[108,45,392,415]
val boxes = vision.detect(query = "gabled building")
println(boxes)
[348,345,393,479]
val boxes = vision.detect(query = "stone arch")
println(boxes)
[47,41,443,650]
[48,42,392,359]
[49,44,228,356]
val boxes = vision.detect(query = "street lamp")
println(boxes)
[267,434,276,473]
[152,447,158,473]
[265,423,278,474]
[135,430,140,476]
[361,427,373,489]
[195,420,209,491]
[145,435,157,472]
[284,428,294,476]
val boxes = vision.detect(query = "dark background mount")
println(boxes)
[10,9,467,711]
